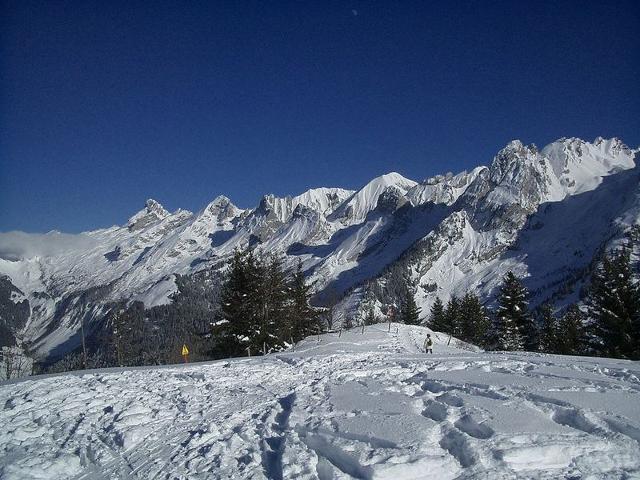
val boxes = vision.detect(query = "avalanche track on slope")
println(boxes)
[1,324,639,479]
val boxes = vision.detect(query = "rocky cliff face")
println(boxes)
[0,137,637,360]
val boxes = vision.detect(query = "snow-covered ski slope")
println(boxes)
[1,324,639,479]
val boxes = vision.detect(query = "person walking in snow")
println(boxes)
[424,334,433,354]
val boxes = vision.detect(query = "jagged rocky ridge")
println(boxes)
[0,137,637,361]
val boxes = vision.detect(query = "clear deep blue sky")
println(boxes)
[1,0,639,233]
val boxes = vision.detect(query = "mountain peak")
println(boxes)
[541,136,636,195]
[204,195,241,221]
[211,194,231,204]
[145,199,169,217]
[497,139,539,157]
[328,172,416,224]
[127,199,170,231]
[376,171,415,185]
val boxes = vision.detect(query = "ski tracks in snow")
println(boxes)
[1,325,640,479]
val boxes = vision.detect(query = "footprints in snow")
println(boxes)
[416,378,495,468]
[261,392,296,480]
[300,433,374,480]
[455,414,495,439]
[439,428,477,468]
[422,400,448,422]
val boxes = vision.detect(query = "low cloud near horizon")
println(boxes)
[0,231,98,261]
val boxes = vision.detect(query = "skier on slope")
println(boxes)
[424,334,433,354]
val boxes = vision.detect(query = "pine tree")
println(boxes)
[289,259,316,342]
[494,271,532,351]
[364,306,378,325]
[458,293,491,346]
[400,289,421,325]
[254,252,289,353]
[557,304,585,355]
[457,294,474,342]
[587,248,640,359]
[538,303,558,353]
[217,249,257,356]
[445,296,461,337]
[343,315,354,330]
[428,297,448,333]
[110,308,126,367]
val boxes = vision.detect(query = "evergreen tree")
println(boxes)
[342,315,354,330]
[587,248,640,359]
[254,252,289,353]
[445,296,461,337]
[364,305,378,325]
[400,289,421,325]
[557,304,585,355]
[538,303,559,353]
[458,293,491,346]
[457,294,474,342]
[289,259,316,342]
[428,297,448,332]
[217,249,257,356]
[494,271,532,351]
[109,308,126,367]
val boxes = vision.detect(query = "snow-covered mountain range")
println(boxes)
[0,137,637,361]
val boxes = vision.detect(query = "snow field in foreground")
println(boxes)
[1,324,639,479]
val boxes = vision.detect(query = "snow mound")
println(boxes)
[1,323,639,479]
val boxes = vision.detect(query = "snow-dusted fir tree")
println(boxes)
[255,252,290,353]
[458,293,491,347]
[557,305,585,355]
[289,259,317,341]
[400,289,421,325]
[537,303,559,353]
[218,249,257,356]
[218,249,296,356]
[363,305,378,325]
[494,271,532,351]
[587,247,640,359]
[342,315,354,330]
[445,296,461,337]
[428,297,449,333]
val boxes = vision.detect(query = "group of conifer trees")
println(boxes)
[426,246,640,360]
[428,293,492,348]
[214,248,317,357]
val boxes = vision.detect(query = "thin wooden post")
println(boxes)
[246,346,251,357]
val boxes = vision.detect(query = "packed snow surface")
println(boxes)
[1,324,639,479]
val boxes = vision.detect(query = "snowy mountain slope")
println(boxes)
[385,163,640,315]
[542,136,635,196]
[0,137,637,361]
[406,167,486,207]
[328,172,417,225]
[1,324,639,479]
[349,137,638,318]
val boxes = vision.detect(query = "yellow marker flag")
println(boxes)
[181,344,189,356]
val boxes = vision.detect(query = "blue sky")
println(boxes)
[1,0,639,233]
